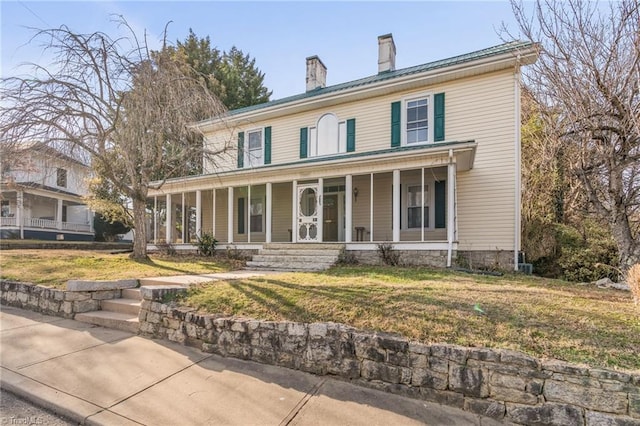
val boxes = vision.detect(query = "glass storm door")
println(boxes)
[297,184,320,242]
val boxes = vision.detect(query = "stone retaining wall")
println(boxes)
[139,286,640,426]
[0,280,127,318]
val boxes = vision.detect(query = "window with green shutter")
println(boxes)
[238,197,245,234]
[237,132,244,168]
[346,118,356,152]
[391,101,401,147]
[434,180,446,228]
[264,126,272,164]
[434,93,445,142]
[300,127,308,159]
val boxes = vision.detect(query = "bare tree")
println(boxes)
[509,0,640,274]
[0,19,228,258]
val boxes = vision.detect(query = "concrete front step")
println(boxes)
[101,298,141,316]
[252,254,339,263]
[263,243,344,250]
[259,249,342,257]
[246,261,333,271]
[122,288,142,300]
[75,311,139,334]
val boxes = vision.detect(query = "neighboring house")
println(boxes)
[0,143,94,241]
[147,35,538,270]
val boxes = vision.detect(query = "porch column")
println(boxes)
[370,173,374,242]
[247,185,251,243]
[153,196,158,244]
[57,199,63,230]
[195,190,202,239]
[345,175,353,243]
[392,170,400,242]
[212,189,216,237]
[447,153,457,267]
[165,194,172,243]
[181,193,186,243]
[291,180,297,243]
[421,168,425,242]
[227,187,234,244]
[266,182,272,243]
[17,190,24,240]
[317,178,323,242]
[88,209,94,233]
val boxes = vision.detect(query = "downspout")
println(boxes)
[447,149,454,267]
[514,56,522,271]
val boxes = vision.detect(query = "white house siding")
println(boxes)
[198,69,516,251]
[448,72,517,251]
[272,182,293,243]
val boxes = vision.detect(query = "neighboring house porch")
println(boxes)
[1,183,94,241]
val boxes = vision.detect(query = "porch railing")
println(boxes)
[0,217,17,227]
[0,217,91,233]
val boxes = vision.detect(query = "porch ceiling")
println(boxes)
[152,140,476,195]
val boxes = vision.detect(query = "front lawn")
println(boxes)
[179,266,640,371]
[0,249,240,287]
[1,250,637,371]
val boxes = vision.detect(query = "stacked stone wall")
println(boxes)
[0,280,124,318]
[139,286,640,426]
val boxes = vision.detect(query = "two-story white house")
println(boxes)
[0,143,94,241]
[147,35,538,270]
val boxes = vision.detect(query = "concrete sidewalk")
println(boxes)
[0,306,498,425]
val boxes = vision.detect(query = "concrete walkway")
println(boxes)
[0,306,499,426]
[138,270,284,286]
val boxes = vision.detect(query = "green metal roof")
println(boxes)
[226,41,534,117]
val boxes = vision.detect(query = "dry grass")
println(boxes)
[0,249,239,287]
[181,266,640,371]
[1,250,637,371]
[628,263,640,306]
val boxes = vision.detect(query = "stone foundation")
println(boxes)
[139,286,640,426]
[456,250,515,271]
[349,249,450,267]
[0,280,129,318]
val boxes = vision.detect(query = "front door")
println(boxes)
[297,184,320,242]
[323,194,339,241]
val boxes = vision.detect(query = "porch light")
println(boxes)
[353,187,359,202]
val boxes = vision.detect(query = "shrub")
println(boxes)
[337,246,359,265]
[196,232,217,257]
[555,223,618,282]
[377,243,400,266]
[155,240,176,256]
[627,263,640,306]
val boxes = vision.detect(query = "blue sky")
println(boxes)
[1,1,523,99]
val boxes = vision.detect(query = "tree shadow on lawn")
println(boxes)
[209,277,640,369]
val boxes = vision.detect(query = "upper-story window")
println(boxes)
[56,168,67,188]
[406,98,429,144]
[301,114,355,159]
[309,113,346,157]
[391,92,444,148]
[237,127,271,169]
[246,129,263,167]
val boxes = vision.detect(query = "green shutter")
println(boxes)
[391,101,401,147]
[300,127,308,159]
[435,180,446,229]
[346,118,356,152]
[238,197,245,234]
[264,126,271,165]
[434,93,445,142]
[237,132,244,168]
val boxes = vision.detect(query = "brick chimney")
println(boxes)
[378,34,396,73]
[306,55,327,91]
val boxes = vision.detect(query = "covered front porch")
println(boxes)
[148,142,475,267]
[0,186,94,240]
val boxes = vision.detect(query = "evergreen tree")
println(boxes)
[173,30,272,110]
